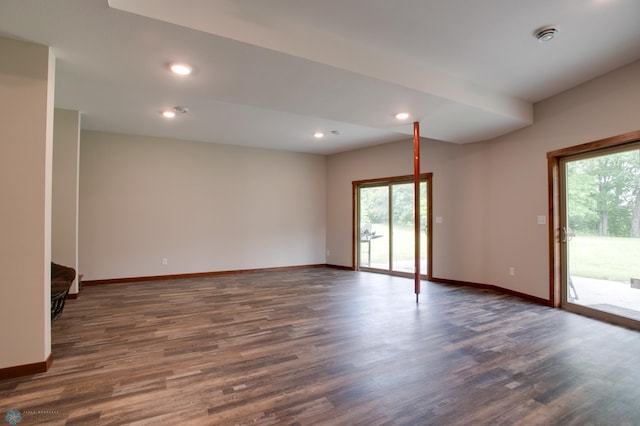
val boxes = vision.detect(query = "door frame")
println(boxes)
[547,130,640,327]
[352,173,432,279]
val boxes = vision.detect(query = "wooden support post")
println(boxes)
[413,121,421,303]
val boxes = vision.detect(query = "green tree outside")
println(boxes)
[567,149,640,237]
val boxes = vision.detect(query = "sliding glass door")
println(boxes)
[560,143,640,325]
[356,175,430,277]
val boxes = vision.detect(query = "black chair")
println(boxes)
[51,262,75,321]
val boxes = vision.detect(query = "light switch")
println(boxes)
[436,216,443,224]
[537,215,546,225]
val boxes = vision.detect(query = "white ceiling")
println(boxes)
[1,0,639,154]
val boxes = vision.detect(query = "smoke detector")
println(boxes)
[535,26,558,42]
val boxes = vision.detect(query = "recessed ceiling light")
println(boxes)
[169,62,193,75]
[314,132,324,138]
[162,110,176,118]
[535,26,558,42]
[395,112,410,120]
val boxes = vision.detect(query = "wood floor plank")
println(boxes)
[1,268,640,425]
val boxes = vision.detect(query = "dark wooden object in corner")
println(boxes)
[51,262,75,321]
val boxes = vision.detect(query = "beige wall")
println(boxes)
[325,137,473,273]
[0,37,55,369]
[52,108,81,293]
[79,131,326,281]
[481,59,640,299]
[327,59,640,300]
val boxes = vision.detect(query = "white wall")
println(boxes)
[0,37,55,369]
[327,59,640,300]
[79,131,326,281]
[52,108,81,293]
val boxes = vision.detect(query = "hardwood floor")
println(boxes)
[2,268,640,425]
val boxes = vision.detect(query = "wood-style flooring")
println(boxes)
[2,268,640,425]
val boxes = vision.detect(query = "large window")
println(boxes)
[354,174,431,278]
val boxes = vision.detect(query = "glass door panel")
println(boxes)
[420,181,428,276]
[359,185,389,270]
[562,146,640,322]
[391,183,415,273]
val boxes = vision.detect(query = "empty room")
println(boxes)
[1,1,640,424]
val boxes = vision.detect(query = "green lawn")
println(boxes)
[361,223,427,267]
[569,236,640,282]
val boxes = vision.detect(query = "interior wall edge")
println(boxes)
[0,352,53,381]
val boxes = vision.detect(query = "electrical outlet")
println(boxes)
[509,267,515,276]
[326,250,331,256]
[162,258,168,265]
